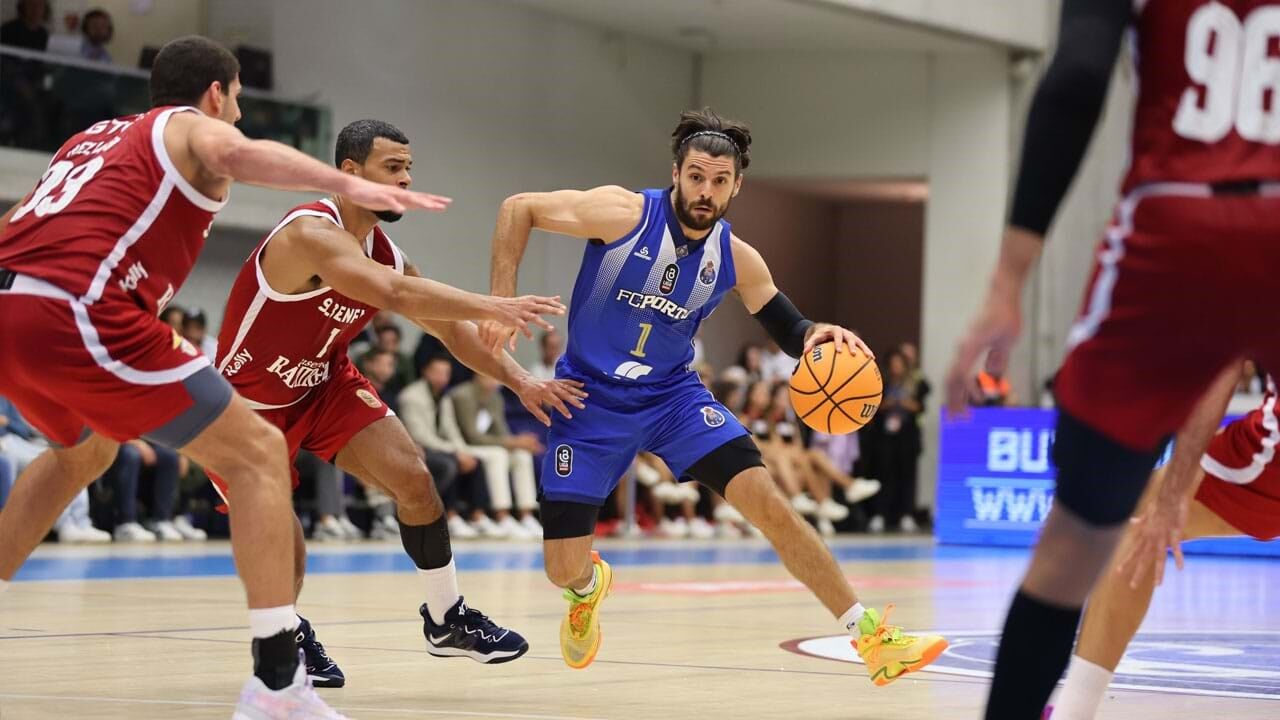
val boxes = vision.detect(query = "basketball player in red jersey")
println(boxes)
[0,35,530,720]
[944,1,1280,716]
[1049,363,1280,718]
[210,118,587,685]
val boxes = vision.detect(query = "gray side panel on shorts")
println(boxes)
[142,365,234,449]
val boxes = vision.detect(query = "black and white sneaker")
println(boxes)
[296,616,345,688]
[422,597,529,664]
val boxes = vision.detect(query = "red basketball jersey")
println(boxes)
[215,199,404,409]
[1123,0,1280,191]
[0,106,225,313]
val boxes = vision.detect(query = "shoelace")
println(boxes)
[458,603,500,634]
[862,604,909,666]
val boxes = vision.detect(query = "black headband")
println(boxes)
[679,129,740,154]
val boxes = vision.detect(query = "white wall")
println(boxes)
[819,0,1050,51]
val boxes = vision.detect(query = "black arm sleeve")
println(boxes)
[752,292,813,359]
[1008,0,1131,237]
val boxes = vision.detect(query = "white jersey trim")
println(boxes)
[69,301,210,385]
[80,177,175,305]
[1201,384,1280,486]
[215,290,268,373]
[151,107,228,213]
[254,208,341,303]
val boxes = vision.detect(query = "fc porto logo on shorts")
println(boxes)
[555,444,574,477]
[660,263,680,295]
[701,406,726,428]
[699,260,717,286]
[355,389,382,409]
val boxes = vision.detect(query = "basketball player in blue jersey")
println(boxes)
[481,108,947,685]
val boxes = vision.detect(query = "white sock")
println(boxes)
[248,604,299,639]
[1052,654,1114,719]
[573,566,598,597]
[0,579,8,594]
[839,602,868,636]
[420,560,461,625]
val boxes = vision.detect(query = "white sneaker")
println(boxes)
[56,523,111,544]
[519,514,543,538]
[900,515,921,534]
[716,520,743,539]
[677,482,701,503]
[447,514,480,540]
[790,494,819,516]
[113,522,156,543]
[868,515,886,534]
[817,517,836,537]
[658,517,689,539]
[471,515,507,539]
[713,502,745,523]
[652,482,681,504]
[497,515,532,540]
[311,517,346,542]
[634,463,662,487]
[689,516,715,540]
[844,478,882,505]
[337,516,363,540]
[172,516,207,541]
[233,652,350,720]
[369,516,400,541]
[152,520,184,542]
[817,498,850,522]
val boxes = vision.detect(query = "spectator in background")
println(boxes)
[160,305,185,332]
[1,0,50,50]
[301,451,362,542]
[364,323,414,390]
[899,342,931,409]
[182,307,218,360]
[0,395,108,542]
[359,348,403,414]
[104,440,193,542]
[530,329,563,381]
[969,369,1015,407]
[869,349,923,534]
[398,354,494,539]
[442,374,542,539]
[412,321,474,389]
[731,342,764,385]
[1236,358,1265,396]
[760,340,794,383]
[77,8,111,63]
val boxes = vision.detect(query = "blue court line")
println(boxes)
[12,542,1026,582]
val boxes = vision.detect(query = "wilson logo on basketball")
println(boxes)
[660,264,679,295]
[555,444,573,477]
[860,404,877,419]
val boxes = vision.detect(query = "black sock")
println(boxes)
[398,514,452,570]
[252,629,299,691]
[984,590,1082,720]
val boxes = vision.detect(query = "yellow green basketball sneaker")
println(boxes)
[559,550,613,669]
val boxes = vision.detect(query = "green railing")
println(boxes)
[0,45,331,160]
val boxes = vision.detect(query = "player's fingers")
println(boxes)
[1172,535,1186,572]
[524,399,551,426]
[1154,546,1167,587]
[529,314,556,333]
[547,393,574,420]
[507,332,518,352]
[558,384,587,409]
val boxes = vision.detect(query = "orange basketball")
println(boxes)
[789,341,882,434]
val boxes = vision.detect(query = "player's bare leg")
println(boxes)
[0,433,117,580]
[335,417,529,663]
[1052,470,1242,720]
[723,466,946,685]
[545,533,612,669]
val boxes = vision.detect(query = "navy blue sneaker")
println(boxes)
[421,597,529,664]
[296,616,345,688]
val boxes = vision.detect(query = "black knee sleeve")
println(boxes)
[541,500,600,540]
[398,513,453,570]
[684,434,765,497]
[1051,410,1165,527]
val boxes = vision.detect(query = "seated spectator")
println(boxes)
[299,450,362,541]
[740,380,816,519]
[103,440,196,542]
[530,329,563,381]
[1,0,54,150]
[412,324,473,389]
[399,354,497,539]
[1,0,50,50]
[77,8,111,63]
[160,304,185,332]
[730,342,764,385]
[0,394,107,542]
[362,323,415,390]
[359,348,404,414]
[635,452,713,540]
[182,307,218,360]
[760,340,794,383]
[441,374,543,540]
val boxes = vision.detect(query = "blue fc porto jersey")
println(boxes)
[564,188,737,384]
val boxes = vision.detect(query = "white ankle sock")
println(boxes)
[1052,654,1114,719]
[573,566,598,597]
[839,602,868,636]
[249,604,299,639]
[420,560,461,624]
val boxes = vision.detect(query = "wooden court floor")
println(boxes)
[1,537,1276,719]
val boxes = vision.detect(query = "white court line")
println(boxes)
[0,693,610,720]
